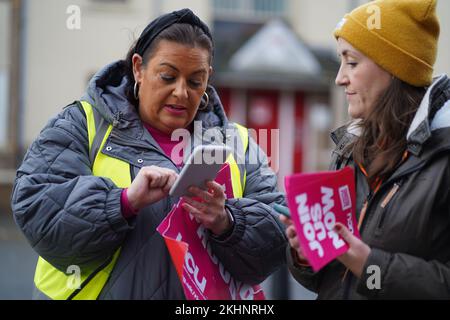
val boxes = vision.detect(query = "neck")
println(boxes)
[144,123,172,137]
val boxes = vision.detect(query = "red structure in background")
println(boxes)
[293,92,304,173]
[217,88,231,117]
[217,87,305,174]
[247,90,279,172]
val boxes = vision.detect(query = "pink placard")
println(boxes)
[285,166,360,272]
[157,164,265,300]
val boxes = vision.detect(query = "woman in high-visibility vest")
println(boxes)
[11,8,287,300]
[282,0,450,299]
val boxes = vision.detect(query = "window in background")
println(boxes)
[90,0,127,3]
[212,0,286,21]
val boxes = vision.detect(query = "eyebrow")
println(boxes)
[338,50,359,59]
[159,62,207,75]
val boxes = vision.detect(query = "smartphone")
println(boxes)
[169,145,232,198]
[274,204,291,218]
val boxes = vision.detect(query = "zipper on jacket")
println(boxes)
[376,181,402,231]
[342,271,354,300]
[108,131,180,171]
[342,189,373,299]
[357,190,374,230]
[109,132,155,151]
[343,180,404,299]
[129,165,136,181]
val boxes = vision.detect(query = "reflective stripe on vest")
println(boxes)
[34,101,248,300]
[227,123,248,198]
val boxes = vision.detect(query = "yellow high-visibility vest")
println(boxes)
[33,101,249,300]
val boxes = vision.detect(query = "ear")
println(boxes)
[209,66,214,78]
[132,53,144,83]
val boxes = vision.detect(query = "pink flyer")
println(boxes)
[157,164,265,300]
[285,167,360,272]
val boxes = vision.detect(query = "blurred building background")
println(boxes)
[0,0,449,299]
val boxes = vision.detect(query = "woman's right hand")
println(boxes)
[279,214,309,265]
[127,166,178,211]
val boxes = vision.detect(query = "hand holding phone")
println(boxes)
[169,145,232,198]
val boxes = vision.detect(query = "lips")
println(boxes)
[164,104,187,115]
[165,104,186,110]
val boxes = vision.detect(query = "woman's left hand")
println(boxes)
[182,181,231,236]
[334,222,371,278]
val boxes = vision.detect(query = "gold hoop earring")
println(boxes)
[198,91,209,111]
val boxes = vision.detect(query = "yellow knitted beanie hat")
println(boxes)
[334,0,440,87]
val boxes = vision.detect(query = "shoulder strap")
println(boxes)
[228,122,249,192]
[77,101,110,166]
[234,122,249,152]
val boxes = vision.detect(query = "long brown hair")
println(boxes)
[351,78,426,186]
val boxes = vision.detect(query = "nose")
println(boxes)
[335,63,349,87]
[172,79,188,100]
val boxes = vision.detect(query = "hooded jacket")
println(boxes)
[11,61,287,299]
[288,74,450,299]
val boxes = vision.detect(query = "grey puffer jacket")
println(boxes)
[288,74,450,299]
[11,61,287,300]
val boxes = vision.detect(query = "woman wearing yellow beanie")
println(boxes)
[283,0,450,299]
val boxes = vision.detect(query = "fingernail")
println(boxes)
[334,224,342,233]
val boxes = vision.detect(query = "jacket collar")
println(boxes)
[330,120,361,145]
[406,74,450,156]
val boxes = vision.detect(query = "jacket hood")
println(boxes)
[407,74,450,153]
[81,60,229,132]
[332,74,450,156]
